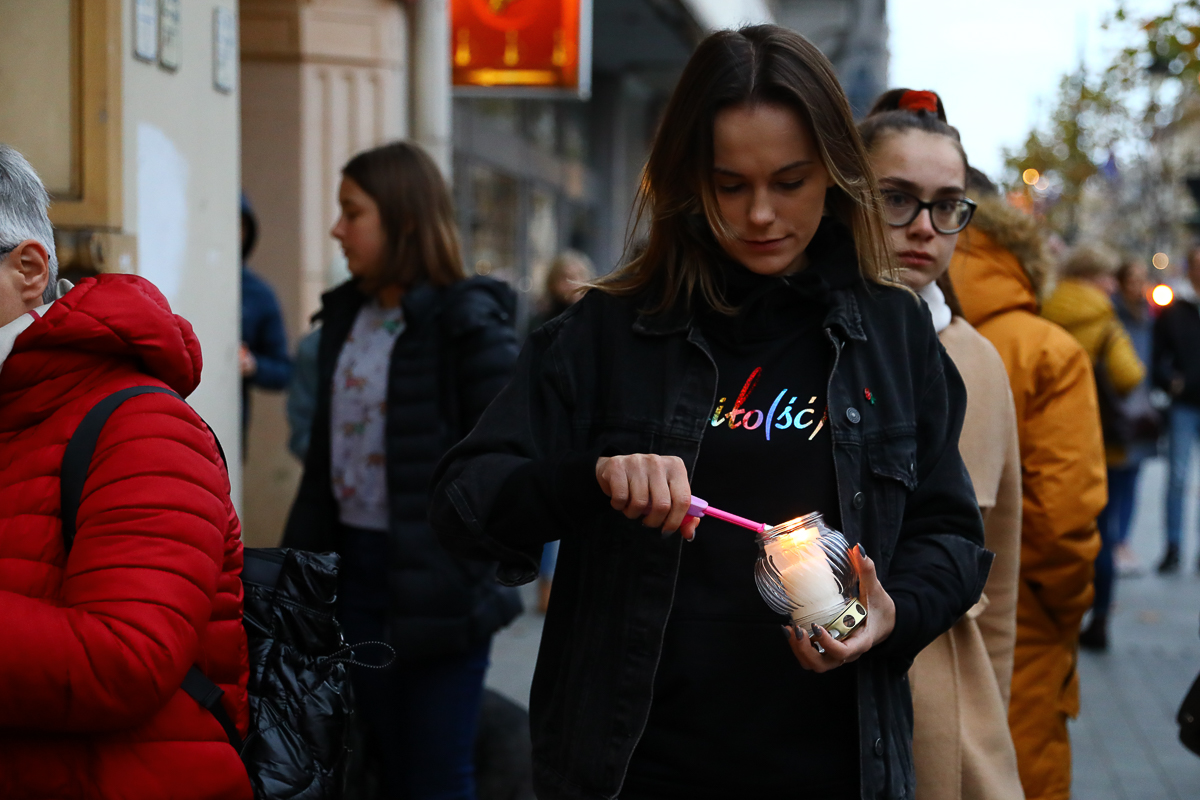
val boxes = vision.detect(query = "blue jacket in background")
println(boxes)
[242,267,292,429]
[287,327,321,460]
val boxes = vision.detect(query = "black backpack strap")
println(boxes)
[61,386,181,554]
[181,666,244,753]
[61,386,243,753]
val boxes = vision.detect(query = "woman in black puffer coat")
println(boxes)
[283,141,521,800]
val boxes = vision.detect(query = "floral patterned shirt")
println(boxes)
[330,300,405,531]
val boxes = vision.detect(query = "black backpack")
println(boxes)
[1094,324,1161,448]
[60,386,368,799]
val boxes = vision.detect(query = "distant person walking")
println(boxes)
[1152,246,1200,573]
[1109,259,1157,576]
[862,92,1024,800]
[949,182,1105,800]
[527,250,595,612]
[282,141,521,799]
[528,250,594,333]
[240,193,292,437]
[1041,244,1145,650]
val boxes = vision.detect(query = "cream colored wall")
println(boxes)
[122,0,243,507]
[240,0,408,547]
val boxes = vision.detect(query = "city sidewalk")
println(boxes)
[1072,458,1200,799]
[484,458,1200,797]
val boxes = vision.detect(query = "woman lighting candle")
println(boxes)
[432,25,991,800]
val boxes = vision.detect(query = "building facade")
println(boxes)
[238,0,774,545]
[774,0,889,116]
[0,0,243,504]
[0,1,882,545]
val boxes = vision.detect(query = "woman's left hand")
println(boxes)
[783,546,896,673]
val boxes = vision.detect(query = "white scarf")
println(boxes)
[918,280,952,333]
[0,279,73,377]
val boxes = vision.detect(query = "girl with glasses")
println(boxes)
[433,30,991,800]
[860,90,1025,800]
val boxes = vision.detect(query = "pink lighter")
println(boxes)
[683,496,768,534]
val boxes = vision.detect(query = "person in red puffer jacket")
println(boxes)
[0,143,251,800]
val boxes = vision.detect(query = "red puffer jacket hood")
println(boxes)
[0,274,201,415]
[0,275,251,800]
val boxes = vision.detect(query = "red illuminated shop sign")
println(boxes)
[452,0,593,97]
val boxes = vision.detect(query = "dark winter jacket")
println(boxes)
[283,277,522,661]
[430,223,992,800]
[1153,295,1200,408]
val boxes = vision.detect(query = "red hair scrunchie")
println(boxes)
[899,90,939,115]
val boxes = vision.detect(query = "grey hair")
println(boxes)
[0,144,59,303]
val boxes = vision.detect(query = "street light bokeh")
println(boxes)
[1153,252,1170,269]
[1022,168,1040,186]
[1152,284,1175,306]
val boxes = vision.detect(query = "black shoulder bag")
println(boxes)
[1094,324,1161,448]
[61,386,389,799]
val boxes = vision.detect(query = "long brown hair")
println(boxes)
[595,24,897,314]
[342,142,465,293]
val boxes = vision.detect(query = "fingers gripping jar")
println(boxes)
[754,512,867,640]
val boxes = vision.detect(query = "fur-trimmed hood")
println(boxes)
[949,200,1052,327]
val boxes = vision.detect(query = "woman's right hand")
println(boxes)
[595,454,699,539]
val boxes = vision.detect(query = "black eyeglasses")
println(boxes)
[0,244,15,258]
[881,190,977,235]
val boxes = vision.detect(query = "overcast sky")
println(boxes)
[888,0,1171,180]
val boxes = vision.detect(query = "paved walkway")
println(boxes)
[1072,458,1200,799]
[484,457,1200,797]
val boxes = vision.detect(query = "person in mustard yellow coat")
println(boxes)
[1042,244,1145,395]
[1042,243,1145,651]
[949,189,1105,800]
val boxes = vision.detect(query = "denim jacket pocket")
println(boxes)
[865,435,918,565]
[866,435,918,491]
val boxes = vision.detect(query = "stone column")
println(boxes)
[411,0,452,177]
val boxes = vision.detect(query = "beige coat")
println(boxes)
[910,317,1025,800]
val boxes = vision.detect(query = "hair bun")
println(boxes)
[899,90,940,116]
[865,88,949,123]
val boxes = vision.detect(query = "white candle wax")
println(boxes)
[769,531,844,622]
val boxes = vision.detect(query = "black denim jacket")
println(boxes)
[431,230,991,800]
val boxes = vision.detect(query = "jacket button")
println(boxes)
[846,407,861,423]
[853,492,865,509]
[874,738,884,756]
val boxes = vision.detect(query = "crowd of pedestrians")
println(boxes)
[1,20,1198,800]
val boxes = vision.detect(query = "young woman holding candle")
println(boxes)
[860,90,1025,800]
[432,26,990,800]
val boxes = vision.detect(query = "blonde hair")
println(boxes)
[1059,242,1120,279]
[544,250,595,299]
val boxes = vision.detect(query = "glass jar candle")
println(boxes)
[754,512,867,640]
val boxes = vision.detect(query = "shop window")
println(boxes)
[469,164,520,285]
[525,101,557,154]
[474,98,519,135]
[526,186,559,296]
[559,104,587,161]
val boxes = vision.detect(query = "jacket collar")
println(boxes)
[318,279,444,327]
[633,217,867,342]
[0,279,73,379]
